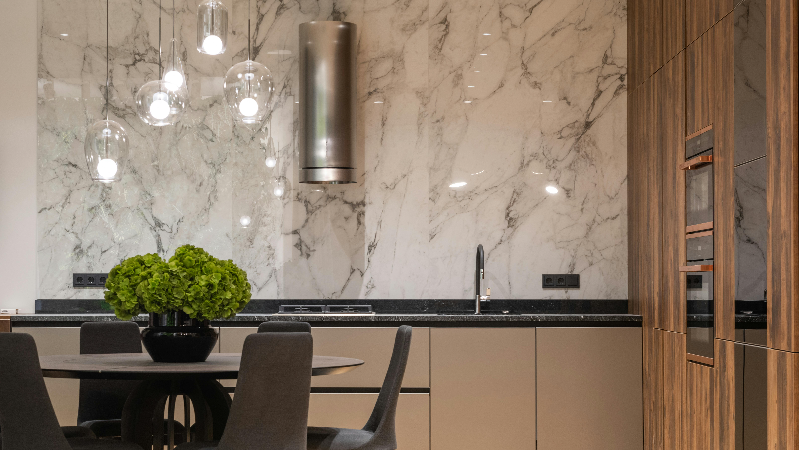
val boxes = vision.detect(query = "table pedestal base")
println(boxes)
[121,379,231,450]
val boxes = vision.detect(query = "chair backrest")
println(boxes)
[0,333,72,450]
[363,326,412,447]
[217,332,313,450]
[78,322,143,424]
[257,321,311,333]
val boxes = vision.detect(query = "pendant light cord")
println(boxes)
[248,0,251,61]
[105,0,109,120]
[158,0,163,78]
[172,0,175,68]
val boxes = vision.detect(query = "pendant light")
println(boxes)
[84,0,129,183]
[264,116,277,168]
[135,0,187,126]
[163,0,186,89]
[222,0,274,127]
[197,0,227,55]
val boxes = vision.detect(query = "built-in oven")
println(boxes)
[682,126,714,364]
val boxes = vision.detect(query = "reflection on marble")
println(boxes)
[734,157,767,301]
[38,0,627,300]
[733,0,767,166]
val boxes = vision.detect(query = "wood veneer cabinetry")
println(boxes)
[686,29,716,135]
[766,0,799,353]
[767,349,799,448]
[660,53,688,334]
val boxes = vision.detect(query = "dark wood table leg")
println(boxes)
[121,379,232,450]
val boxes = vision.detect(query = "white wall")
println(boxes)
[0,0,38,311]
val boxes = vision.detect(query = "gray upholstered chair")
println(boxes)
[306,325,412,450]
[174,330,314,450]
[0,332,141,450]
[257,321,311,333]
[77,322,186,443]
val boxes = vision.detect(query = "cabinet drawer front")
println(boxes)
[219,327,429,388]
[309,393,429,450]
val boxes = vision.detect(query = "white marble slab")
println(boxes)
[37,0,627,299]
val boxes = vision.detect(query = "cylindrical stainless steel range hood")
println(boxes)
[299,21,357,184]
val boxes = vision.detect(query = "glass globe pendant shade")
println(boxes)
[223,60,274,126]
[163,39,187,89]
[271,178,285,198]
[84,120,130,183]
[197,0,228,55]
[135,80,187,126]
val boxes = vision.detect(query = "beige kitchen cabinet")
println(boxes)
[218,326,430,388]
[430,328,537,450]
[14,327,81,426]
[308,393,430,450]
[536,327,643,450]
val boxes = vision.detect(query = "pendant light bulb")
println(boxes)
[150,92,171,119]
[239,97,258,116]
[265,156,277,168]
[202,35,223,54]
[164,70,184,87]
[197,0,228,55]
[97,158,119,179]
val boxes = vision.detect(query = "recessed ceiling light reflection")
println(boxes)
[449,181,467,188]
[374,101,383,103]
[60,33,69,37]
[480,53,488,56]
[471,170,484,175]
[468,85,475,88]
[239,216,251,228]
[532,171,543,175]
[464,100,472,103]
[474,70,480,73]
[546,185,559,194]
[543,100,553,103]
[483,33,491,36]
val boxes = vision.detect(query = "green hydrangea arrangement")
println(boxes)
[104,245,252,321]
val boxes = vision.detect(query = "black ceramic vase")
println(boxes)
[141,312,218,363]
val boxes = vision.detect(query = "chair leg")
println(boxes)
[183,395,191,443]
[167,381,177,450]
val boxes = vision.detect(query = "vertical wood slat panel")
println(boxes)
[713,16,736,342]
[767,349,799,449]
[643,328,664,450]
[686,29,715,136]
[628,85,641,316]
[766,0,799,353]
[685,361,715,450]
[660,53,687,333]
[714,339,736,450]
[663,0,686,62]
[646,0,665,78]
[686,0,713,45]
[663,331,686,449]
[645,76,663,328]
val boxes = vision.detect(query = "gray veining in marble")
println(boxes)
[734,157,767,301]
[37,0,627,300]
[733,0,767,166]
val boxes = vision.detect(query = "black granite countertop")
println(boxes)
[8,299,642,328]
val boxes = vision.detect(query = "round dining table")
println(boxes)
[40,353,364,450]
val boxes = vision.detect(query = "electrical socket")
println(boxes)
[73,273,109,289]
[542,273,580,289]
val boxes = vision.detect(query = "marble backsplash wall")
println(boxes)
[37,0,627,300]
